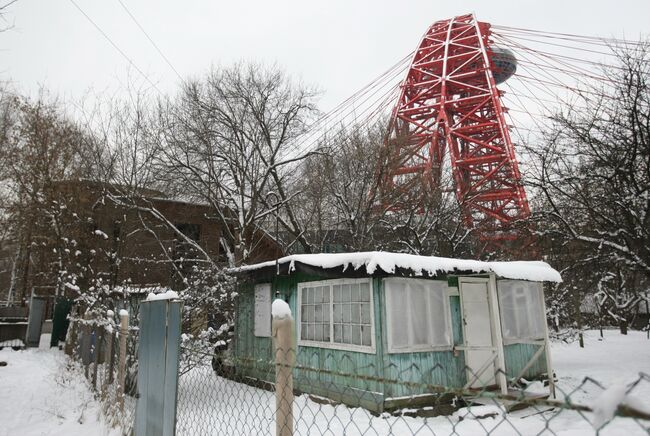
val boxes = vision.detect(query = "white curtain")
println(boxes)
[384,278,451,352]
[497,280,546,341]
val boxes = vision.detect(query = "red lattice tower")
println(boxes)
[381,14,530,249]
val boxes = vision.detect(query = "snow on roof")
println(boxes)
[231,251,562,283]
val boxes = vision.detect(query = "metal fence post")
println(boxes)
[273,313,295,436]
[117,310,129,412]
[135,299,181,436]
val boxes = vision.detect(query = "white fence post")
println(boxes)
[272,300,295,436]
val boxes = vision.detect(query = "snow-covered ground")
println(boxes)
[0,335,118,436]
[1,330,649,435]
[176,330,650,435]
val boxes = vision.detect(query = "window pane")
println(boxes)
[323,286,330,302]
[334,304,343,322]
[351,284,359,302]
[387,280,408,348]
[299,281,372,348]
[360,283,370,302]
[314,286,322,304]
[323,303,330,323]
[342,304,351,323]
[343,325,351,344]
[361,303,371,324]
[333,285,341,302]
[342,285,351,302]
[351,325,361,345]
[410,283,429,346]
[428,281,451,346]
[498,280,545,340]
[351,303,360,324]
[362,326,371,346]
[334,324,342,342]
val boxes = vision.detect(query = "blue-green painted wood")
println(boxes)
[135,300,182,436]
[449,296,464,346]
[162,302,181,436]
[145,301,166,436]
[504,343,548,380]
[234,273,471,408]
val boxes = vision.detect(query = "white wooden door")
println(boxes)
[459,278,497,388]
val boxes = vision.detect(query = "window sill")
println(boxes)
[386,345,453,355]
[297,339,376,355]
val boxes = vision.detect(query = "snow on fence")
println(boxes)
[65,311,139,435]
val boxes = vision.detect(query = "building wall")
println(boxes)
[234,272,550,411]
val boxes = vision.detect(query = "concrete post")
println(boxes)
[272,313,295,436]
[116,310,129,412]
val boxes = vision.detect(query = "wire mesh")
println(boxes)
[174,344,650,436]
[66,319,139,435]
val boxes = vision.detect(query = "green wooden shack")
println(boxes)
[230,251,562,413]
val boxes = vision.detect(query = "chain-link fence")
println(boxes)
[65,315,139,435]
[175,343,650,435]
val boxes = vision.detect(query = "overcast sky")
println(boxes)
[3,0,649,112]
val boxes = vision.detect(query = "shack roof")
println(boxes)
[229,251,562,283]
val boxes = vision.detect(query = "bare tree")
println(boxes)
[0,91,98,301]
[156,62,319,266]
[527,42,650,331]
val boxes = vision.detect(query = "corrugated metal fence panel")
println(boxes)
[135,299,181,436]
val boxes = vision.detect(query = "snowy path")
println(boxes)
[0,341,116,436]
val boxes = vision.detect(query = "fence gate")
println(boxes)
[134,299,182,436]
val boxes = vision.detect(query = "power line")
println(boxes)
[68,0,164,96]
[116,0,184,83]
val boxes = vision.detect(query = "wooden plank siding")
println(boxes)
[503,343,548,380]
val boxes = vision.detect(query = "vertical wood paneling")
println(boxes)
[504,343,548,379]
[235,273,474,406]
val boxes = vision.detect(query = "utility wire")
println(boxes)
[68,0,164,96]
[116,0,184,83]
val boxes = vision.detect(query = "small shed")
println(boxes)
[230,251,562,413]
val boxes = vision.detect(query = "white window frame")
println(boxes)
[384,278,454,354]
[253,283,272,337]
[296,278,376,354]
[497,280,546,344]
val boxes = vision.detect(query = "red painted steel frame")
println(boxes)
[382,14,530,244]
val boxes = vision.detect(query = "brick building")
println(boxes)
[0,180,281,303]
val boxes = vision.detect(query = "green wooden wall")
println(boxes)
[504,343,548,380]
